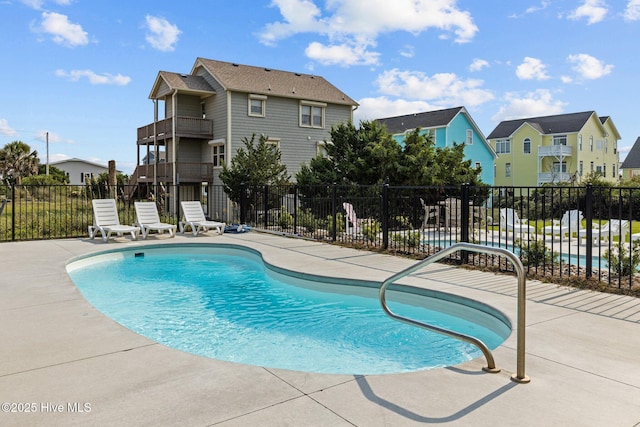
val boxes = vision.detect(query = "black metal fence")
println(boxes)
[1,182,639,291]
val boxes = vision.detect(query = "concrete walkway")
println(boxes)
[1,232,639,426]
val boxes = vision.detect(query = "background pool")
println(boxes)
[67,245,510,375]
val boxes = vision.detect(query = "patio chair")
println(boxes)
[420,198,440,229]
[88,199,140,243]
[579,219,629,245]
[134,201,177,239]
[342,202,361,235]
[499,208,536,235]
[542,209,583,240]
[179,201,225,236]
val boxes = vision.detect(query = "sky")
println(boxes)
[2,0,640,175]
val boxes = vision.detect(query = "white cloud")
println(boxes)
[259,0,478,66]
[624,0,640,20]
[305,40,380,66]
[400,45,414,58]
[55,69,131,85]
[516,57,550,80]
[34,12,88,47]
[492,89,567,122]
[145,15,181,52]
[21,0,72,8]
[567,0,608,24]
[374,68,494,107]
[354,97,438,122]
[0,119,18,137]
[469,58,489,72]
[567,53,613,79]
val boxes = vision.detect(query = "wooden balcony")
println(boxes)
[137,117,213,145]
[132,162,213,184]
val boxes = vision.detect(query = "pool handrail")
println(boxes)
[379,242,530,384]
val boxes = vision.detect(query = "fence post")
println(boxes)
[11,184,15,241]
[331,184,337,241]
[293,186,298,233]
[382,180,389,250]
[461,183,470,264]
[585,184,593,279]
[263,185,269,229]
[239,184,246,224]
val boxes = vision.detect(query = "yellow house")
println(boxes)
[487,111,620,186]
[620,136,640,181]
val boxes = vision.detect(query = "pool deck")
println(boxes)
[1,232,640,426]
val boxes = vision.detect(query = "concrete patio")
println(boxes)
[1,232,639,426]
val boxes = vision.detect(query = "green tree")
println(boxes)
[219,133,290,203]
[37,164,70,184]
[0,141,40,185]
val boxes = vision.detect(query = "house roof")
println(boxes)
[375,107,464,134]
[149,72,216,99]
[486,111,599,139]
[193,58,358,107]
[621,137,640,169]
[50,158,122,172]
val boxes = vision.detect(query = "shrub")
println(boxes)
[604,242,640,277]
[297,208,317,232]
[517,238,558,266]
[361,219,381,242]
[278,206,294,229]
[392,230,421,248]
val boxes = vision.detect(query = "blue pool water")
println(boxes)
[66,244,511,375]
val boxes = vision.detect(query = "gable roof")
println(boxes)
[149,71,216,99]
[621,137,640,169]
[375,107,464,134]
[193,58,358,107]
[487,111,598,139]
[50,158,122,173]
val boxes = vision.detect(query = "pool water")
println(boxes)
[67,245,511,375]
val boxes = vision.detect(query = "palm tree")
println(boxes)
[0,141,40,185]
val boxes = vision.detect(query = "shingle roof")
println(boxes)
[155,71,216,95]
[375,107,464,134]
[621,137,640,169]
[486,111,596,139]
[194,58,358,106]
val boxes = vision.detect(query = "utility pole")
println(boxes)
[46,131,49,175]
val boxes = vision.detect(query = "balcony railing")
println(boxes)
[137,116,213,144]
[538,145,573,157]
[538,172,573,184]
[133,162,213,183]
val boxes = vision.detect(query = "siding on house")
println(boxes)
[620,136,640,180]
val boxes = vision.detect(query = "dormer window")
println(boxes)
[248,94,266,117]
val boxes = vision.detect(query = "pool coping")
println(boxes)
[1,232,640,426]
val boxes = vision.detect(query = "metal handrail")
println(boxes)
[379,242,530,383]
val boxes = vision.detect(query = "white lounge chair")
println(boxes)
[179,201,225,236]
[499,208,535,235]
[342,202,361,235]
[420,198,440,229]
[134,201,177,239]
[542,209,583,240]
[579,219,628,245]
[88,199,140,243]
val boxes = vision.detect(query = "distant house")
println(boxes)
[375,106,497,184]
[133,58,358,191]
[620,136,640,180]
[487,111,620,187]
[49,158,120,185]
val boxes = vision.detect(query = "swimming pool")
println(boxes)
[66,244,511,375]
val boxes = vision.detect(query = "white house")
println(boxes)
[49,158,120,185]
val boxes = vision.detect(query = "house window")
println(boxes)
[553,162,567,173]
[603,164,606,177]
[613,164,616,178]
[266,137,281,149]
[590,136,593,152]
[475,161,481,169]
[553,135,567,146]
[80,172,93,183]
[596,165,602,175]
[579,161,583,176]
[201,102,206,119]
[495,139,511,154]
[523,138,531,154]
[212,144,225,168]
[505,163,511,177]
[590,161,594,172]
[578,134,582,151]
[248,94,266,117]
[466,129,473,145]
[317,140,330,156]
[300,101,325,128]
[596,140,605,151]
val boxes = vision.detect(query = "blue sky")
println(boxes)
[2,0,640,175]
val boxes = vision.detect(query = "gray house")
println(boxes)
[133,58,358,195]
[50,158,120,185]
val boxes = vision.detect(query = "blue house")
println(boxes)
[376,106,496,185]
